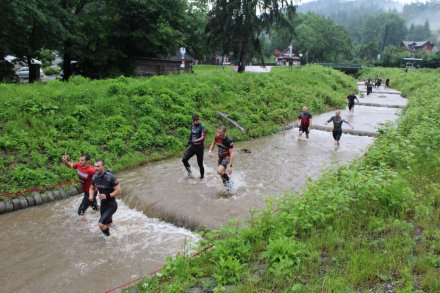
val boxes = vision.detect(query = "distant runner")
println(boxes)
[62,153,98,216]
[89,159,121,237]
[297,106,312,140]
[325,110,354,145]
[209,126,234,187]
[346,93,360,113]
[182,114,206,179]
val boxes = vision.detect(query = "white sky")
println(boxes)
[398,0,428,3]
[298,0,428,3]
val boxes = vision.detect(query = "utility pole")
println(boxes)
[380,25,389,53]
[377,25,389,62]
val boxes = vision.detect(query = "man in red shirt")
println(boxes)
[62,153,98,216]
[208,126,234,187]
[297,106,312,140]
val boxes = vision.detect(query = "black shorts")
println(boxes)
[299,125,310,133]
[99,200,117,225]
[218,156,230,168]
[332,130,342,141]
[348,102,354,110]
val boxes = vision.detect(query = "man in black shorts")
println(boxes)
[346,93,360,114]
[325,110,354,145]
[297,106,312,139]
[208,126,234,187]
[62,153,98,217]
[89,159,121,237]
[182,114,207,179]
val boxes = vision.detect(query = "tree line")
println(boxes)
[1,0,440,82]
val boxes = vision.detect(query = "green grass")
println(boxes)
[0,65,354,193]
[126,68,440,292]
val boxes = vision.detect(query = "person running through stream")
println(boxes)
[62,153,98,217]
[325,109,354,145]
[297,106,312,140]
[182,114,207,179]
[209,126,234,189]
[346,93,360,114]
[89,159,121,237]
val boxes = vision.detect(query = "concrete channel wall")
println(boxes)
[0,186,82,215]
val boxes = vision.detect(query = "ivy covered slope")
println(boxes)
[0,65,352,193]
[130,68,440,292]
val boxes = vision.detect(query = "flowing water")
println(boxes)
[0,197,197,293]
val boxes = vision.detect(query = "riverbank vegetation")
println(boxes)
[0,65,353,194]
[127,68,440,292]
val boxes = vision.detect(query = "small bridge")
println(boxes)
[316,63,363,74]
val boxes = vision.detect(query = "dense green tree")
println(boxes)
[56,0,97,81]
[382,13,408,47]
[205,0,296,72]
[355,42,379,64]
[0,0,66,82]
[361,12,407,55]
[380,45,408,67]
[406,20,432,41]
[64,0,188,78]
[184,0,210,61]
[293,13,352,63]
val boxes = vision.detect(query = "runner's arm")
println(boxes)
[89,183,95,201]
[192,128,206,144]
[344,120,354,129]
[227,149,234,174]
[208,137,216,152]
[61,154,73,168]
[109,183,121,198]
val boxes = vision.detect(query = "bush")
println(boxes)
[43,66,61,76]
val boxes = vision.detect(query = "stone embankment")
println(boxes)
[0,186,81,214]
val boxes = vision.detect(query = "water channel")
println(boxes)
[0,84,406,292]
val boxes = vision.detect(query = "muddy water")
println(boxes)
[0,197,197,293]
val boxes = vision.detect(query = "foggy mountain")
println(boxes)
[298,0,440,33]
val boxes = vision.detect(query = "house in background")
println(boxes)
[275,46,301,66]
[130,48,195,76]
[400,41,435,53]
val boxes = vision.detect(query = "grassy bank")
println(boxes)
[0,65,353,194]
[128,68,440,292]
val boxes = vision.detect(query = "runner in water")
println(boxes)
[209,126,234,187]
[182,114,207,179]
[297,106,312,140]
[325,109,354,145]
[89,159,121,237]
[346,93,360,114]
[62,153,98,216]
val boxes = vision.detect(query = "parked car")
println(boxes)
[14,67,46,82]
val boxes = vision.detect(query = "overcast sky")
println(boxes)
[298,0,428,4]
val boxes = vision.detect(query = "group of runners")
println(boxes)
[62,114,234,237]
[297,93,358,145]
[63,92,362,237]
[62,154,121,237]
[181,114,234,187]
